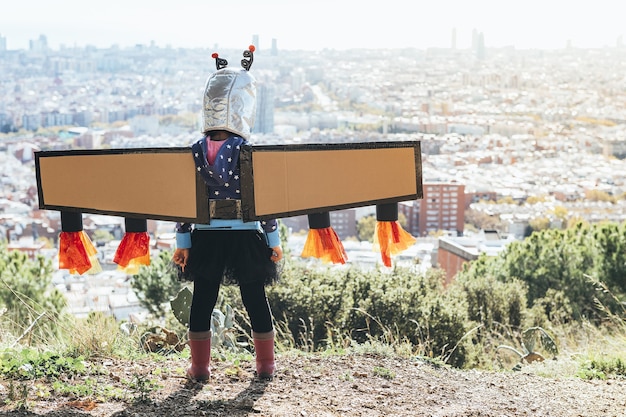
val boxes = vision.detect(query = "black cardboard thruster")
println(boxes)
[124,218,148,233]
[308,212,331,229]
[376,202,399,222]
[60,211,83,232]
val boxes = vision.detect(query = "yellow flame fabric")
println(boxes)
[113,232,151,274]
[301,227,348,264]
[373,221,416,267]
[58,231,102,275]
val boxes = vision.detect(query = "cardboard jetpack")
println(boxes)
[34,140,423,273]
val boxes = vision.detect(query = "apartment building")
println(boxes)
[437,230,512,284]
[602,136,626,159]
[280,209,357,240]
[399,182,465,237]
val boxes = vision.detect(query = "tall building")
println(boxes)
[29,34,48,53]
[271,38,278,56]
[255,83,275,134]
[252,34,260,50]
[451,28,457,49]
[0,112,9,132]
[22,114,42,131]
[0,34,6,52]
[476,32,485,60]
[399,182,465,237]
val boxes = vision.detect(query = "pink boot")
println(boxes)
[252,330,275,379]
[187,330,211,381]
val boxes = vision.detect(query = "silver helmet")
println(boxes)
[202,47,256,140]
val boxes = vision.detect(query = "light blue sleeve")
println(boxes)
[265,229,281,248]
[176,232,192,249]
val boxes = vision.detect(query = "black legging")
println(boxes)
[189,277,273,333]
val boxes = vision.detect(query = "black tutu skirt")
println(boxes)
[180,229,280,286]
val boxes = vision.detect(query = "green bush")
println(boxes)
[525,289,575,328]
[0,241,66,345]
[266,261,356,346]
[416,294,471,367]
[264,261,471,366]
[461,221,626,322]
[213,259,472,365]
[450,272,528,329]
[131,250,183,318]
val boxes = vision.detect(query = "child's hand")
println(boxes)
[270,246,283,263]
[172,248,189,270]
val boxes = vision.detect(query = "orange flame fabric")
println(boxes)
[373,221,416,267]
[301,227,348,264]
[113,232,150,274]
[58,231,102,275]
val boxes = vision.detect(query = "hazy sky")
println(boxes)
[1,0,623,51]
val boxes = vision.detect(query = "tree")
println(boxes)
[451,268,527,329]
[551,206,569,227]
[398,212,408,228]
[455,221,624,322]
[0,241,66,344]
[585,189,616,203]
[278,220,291,257]
[496,196,516,204]
[528,216,550,232]
[130,249,184,318]
[92,230,114,245]
[526,195,548,204]
[356,213,409,242]
[591,222,626,294]
[465,209,507,232]
[356,215,376,242]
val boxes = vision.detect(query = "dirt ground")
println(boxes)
[2,352,626,417]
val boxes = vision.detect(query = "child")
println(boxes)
[172,47,282,381]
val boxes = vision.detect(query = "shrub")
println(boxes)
[450,273,528,329]
[130,250,183,318]
[265,261,471,366]
[0,241,66,345]
[267,261,356,346]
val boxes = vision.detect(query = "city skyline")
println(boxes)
[1,0,624,52]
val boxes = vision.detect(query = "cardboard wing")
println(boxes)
[35,141,423,222]
[240,141,423,221]
[35,141,422,270]
[35,147,210,223]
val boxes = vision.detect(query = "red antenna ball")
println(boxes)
[211,53,219,58]
[249,45,256,52]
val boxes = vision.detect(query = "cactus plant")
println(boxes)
[170,287,240,350]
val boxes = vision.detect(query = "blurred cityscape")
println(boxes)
[2,33,626,320]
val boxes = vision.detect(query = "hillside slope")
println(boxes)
[2,353,625,416]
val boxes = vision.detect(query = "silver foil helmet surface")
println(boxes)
[203,67,256,140]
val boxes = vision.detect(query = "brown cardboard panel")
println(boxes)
[36,142,422,223]
[36,150,203,220]
[251,146,419,216]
